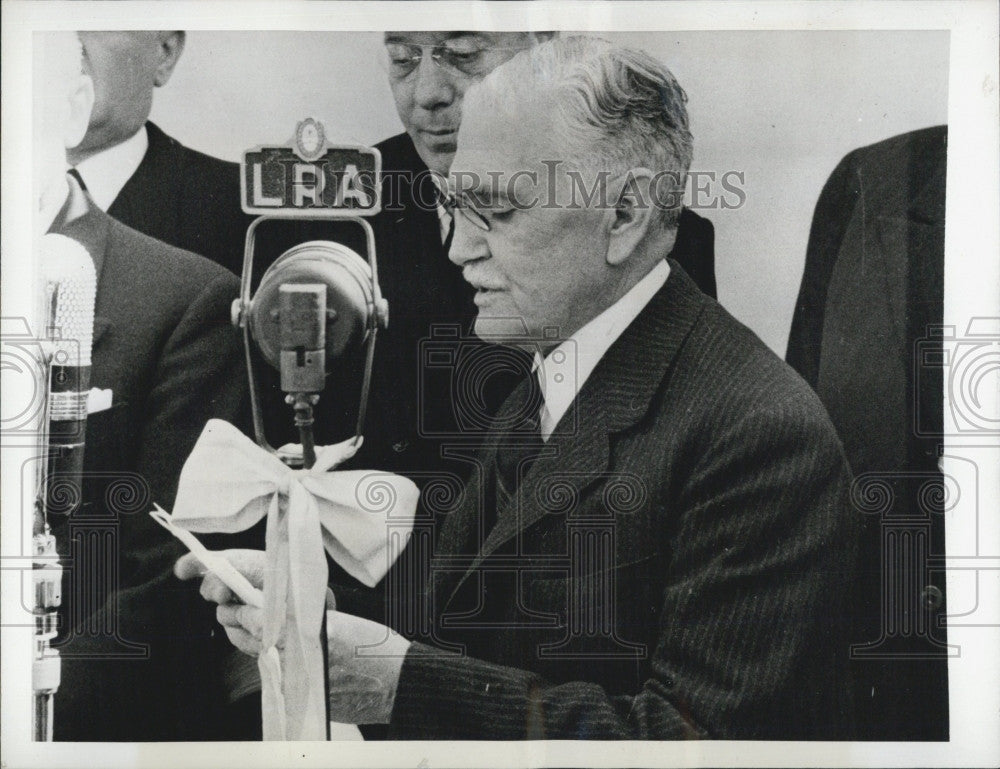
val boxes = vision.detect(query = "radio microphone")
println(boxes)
[241,240,383,467]
[33,232,96,742]
[233,128,384,738]
[39,233,96,519]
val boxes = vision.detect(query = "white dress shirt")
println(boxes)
[429,172,453,244]
[73,125,149,212]
[533,259,671,441]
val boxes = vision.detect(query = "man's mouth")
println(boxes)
[466,275,504,292]
[468,281,504,303]
[473,289,500,306]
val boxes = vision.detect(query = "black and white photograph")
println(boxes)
[1,2,998,767]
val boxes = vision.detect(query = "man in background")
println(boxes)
[34,32,248,740]
[70,31,250,274]
[786,126,949,740]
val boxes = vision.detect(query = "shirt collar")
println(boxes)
[429,172,453,244]
[535,259,671,441]
[73,125,149,211]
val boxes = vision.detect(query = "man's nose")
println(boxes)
[412,52,458,110]
[448,214,489,267]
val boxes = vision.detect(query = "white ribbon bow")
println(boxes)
[167,419,418,741]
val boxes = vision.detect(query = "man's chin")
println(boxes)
[412,141,456,178]
[473,315,534,346]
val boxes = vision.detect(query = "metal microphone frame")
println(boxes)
[232,214,387,460]
[32,286,63,742]
[232,215,385,740]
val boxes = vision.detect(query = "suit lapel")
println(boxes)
[441,264,708,612]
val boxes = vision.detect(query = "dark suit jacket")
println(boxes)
[386,263,858,740]
[48,179,250,740]
[786,126,949,740]
[106,121,251,275]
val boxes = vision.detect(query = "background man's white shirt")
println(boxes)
[73,125,148,211]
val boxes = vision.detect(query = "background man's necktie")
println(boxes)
[68,167,88,191]
[437,186,455,251]
[442,215,455,252]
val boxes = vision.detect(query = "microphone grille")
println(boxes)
[39,234,96,366]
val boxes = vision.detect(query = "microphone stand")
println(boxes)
[32,522,61,742]
[286,390,328,737]
[233,214,385,740]
[32,346,60,742]
[287,392,319,469]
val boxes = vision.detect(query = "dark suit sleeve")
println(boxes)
[786,150,863,386]
[121,271,249,584]
[387,402,857,739]
[54,270,251,741]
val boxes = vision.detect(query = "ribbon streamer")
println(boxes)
[165,419,418,740]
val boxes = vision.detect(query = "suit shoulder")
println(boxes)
[683,299,840,431]
[147,122,241,190]
[105,216,238,294]
[375,132,424,173]
[835,125,946,183]
[176,143,242,191]
[854,125,946,166]
[678,207,714,236]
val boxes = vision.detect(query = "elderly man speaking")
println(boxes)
[181,36,858,740]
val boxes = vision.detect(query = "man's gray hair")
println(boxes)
[493,35,693,229]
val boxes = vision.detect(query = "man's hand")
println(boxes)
[325,610,410,725]
[175,549,266,656]
[176,548,410,724]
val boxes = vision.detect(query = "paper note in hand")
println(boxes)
[150,504,264,608]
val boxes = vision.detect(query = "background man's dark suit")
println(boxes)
[786,125,949,740]
[386,263,858,740]
[48,179,249,740]
[104,121,251,275]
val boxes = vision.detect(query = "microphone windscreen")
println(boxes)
[38,234,96,366]
[248,240,373,372]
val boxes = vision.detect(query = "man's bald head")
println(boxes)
[382,31,554,176]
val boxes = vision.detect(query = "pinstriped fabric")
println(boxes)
[389,262,859,740]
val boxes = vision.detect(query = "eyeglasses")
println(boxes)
[444,190,492,231]
[383,40,518,79]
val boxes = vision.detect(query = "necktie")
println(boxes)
[437,187,455,251]
[442,215,455,253]
[68,167,87,191]
[494,366,545,494]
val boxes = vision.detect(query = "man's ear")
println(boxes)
[606,168,656,266]
[153,31,186,87]
[63,73,95,150]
